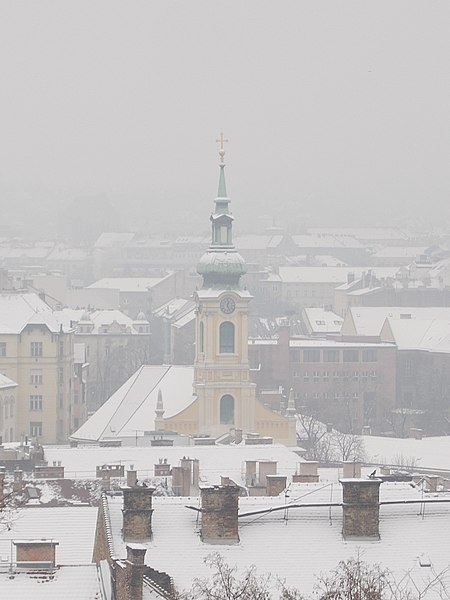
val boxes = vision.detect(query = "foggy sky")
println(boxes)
[1,1,450,237]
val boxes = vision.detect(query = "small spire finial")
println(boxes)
[216,131,228,164]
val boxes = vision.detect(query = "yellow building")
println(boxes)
[162,144,296,445]
[0,293,74,444]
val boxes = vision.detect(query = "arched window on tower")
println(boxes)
[199,321,204,353]
[219,321,235,353]
[220,394,234,424]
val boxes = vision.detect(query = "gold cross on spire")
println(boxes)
[216,131,228,163]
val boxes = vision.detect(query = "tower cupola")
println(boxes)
[197,133,247,288]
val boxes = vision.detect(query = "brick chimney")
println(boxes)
[13,469,23,493]
[122,486,155,542]
[340,478,381,539]
[14,539,59,568]
[115,544,147,600]
[293,461,319,483]
[342,461,361,478]
[200,485,239,544]
[266,475,287,496]
[127,470,138,487]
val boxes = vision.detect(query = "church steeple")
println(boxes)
[197,133,246,288]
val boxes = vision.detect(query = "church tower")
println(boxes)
[194,134,257,437]
[160,135,296,446]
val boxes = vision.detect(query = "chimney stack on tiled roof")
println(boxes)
[200,485,239,544]
[340,478,381,539]
[266,475,287,496]
[127,470,138,487]
[122,486,155,542]
[14,539,59,569]
[293,461,319,483]
[342,461,361,478]
[13,469,23,493]
[172,457,199,496]
[115,544,147,600]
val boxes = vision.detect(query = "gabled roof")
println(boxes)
[343,306,450,337]
[88,276,173,292]
[0,293,64,334]
[71,365,195,442]
[0,373,18,389]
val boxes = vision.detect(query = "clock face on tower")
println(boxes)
[220,295,236,314]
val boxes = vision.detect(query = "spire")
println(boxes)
[155,389,164,418]
[286,388,296,417]
[196,132,247,288]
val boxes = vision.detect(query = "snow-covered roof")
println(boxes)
[0,373,18,389]
[43,444,301,483]
[71,365,195,442]
[292,234,364,249]
[302,308,343,334]
[276,266,398,284]
[0,565,105,600]
[55,308,148,333]
[383,318,450,353]
[88,275,173,292]
[94,231,135,248]
[289,339,392,348]
[364,434,450,471]
[307,227,412,241]
[343,306,450,337]
[0,506,98,564]
[233,235,284,250]
[371,246,429,259]
[0,293,65,334]
[104,483,450,595]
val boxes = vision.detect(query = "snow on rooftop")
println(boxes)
[343,306,450,337]
[0,373,17,388]
[43,444,301,483]
[88,275,172,292]
[0,293,63,334]
[71,365,195,442]
[0,565,103,600]
[276,266,398,284]
[105,483,450,595]
[364,435,450,471]
[0,506,98,564]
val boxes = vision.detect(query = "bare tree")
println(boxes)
[331,429,365,462]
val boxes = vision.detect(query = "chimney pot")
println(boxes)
[340,478,381,539]
[122,487,155,542]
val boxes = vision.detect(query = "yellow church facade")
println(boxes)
[160,141,296,446]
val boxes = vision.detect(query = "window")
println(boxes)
[313,371,319,382]
[219,322,235,353]
[59,393,64,408]
[30,369,43,385]
[293,369,299,378]
[290,348,301,362]
[303,371,309,382]
[31,342,43,357]
[220,395,234,424]
[303,349,320,362]
[405,358,413,374]
[323,392,329,399]
[199,322,204,353]
[312,392,320,399]
[30,395,43,411]
[74,390,79,404]
[30,421,42,437]
[370,370,377,379]
[323,371,329,381]
[343,349,359,362]
[59,341,64,358]
[343,371,350,380]
[352,371,359,381]
[324,349,339,362]
[333,371,339,379]
[362,348,377,362]
[58,367,64,384]
[0,342,6,357]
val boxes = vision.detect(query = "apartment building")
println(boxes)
[0,293,74,444]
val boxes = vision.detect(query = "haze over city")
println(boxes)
[1,1,450,238]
